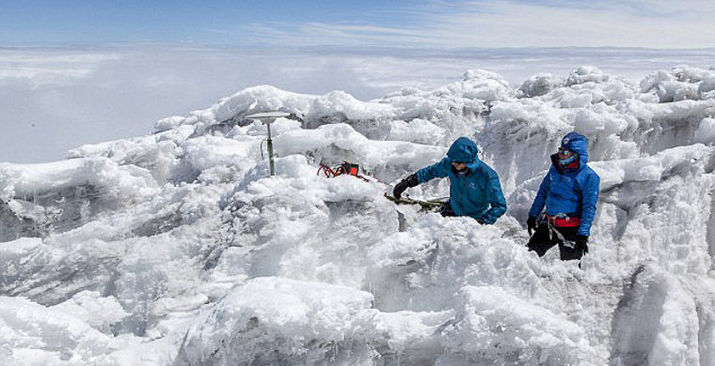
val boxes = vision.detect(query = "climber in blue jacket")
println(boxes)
[393,137,507,225]
[526,132,600,261]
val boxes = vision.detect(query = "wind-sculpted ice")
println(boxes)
[438,285,591,365]
[0,65,714,365]
[0,158,158,241]
[0,295,117,364]
[174,277,376,365]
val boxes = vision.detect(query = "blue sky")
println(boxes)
[2,0,714,48]
[0,0,420,45]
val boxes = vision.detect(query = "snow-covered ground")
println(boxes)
[1,64,714,365]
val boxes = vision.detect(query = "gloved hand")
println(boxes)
[575,235,589,254]
[439,201,455,217]
[393,174,418,199]
[476,218,485,225]
[527,216,537,236]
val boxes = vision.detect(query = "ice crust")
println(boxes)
[1,65,714,365]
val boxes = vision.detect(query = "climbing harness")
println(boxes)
[539,213,585,268]
[542,213,579,248]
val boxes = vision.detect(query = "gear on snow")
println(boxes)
[317,161,370,182]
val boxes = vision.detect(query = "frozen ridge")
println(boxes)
[0,65,714,365]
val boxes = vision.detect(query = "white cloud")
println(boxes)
[430,0,715,48]
[239,0,715,48]
[0,45,713,163]
[0,49,118,83]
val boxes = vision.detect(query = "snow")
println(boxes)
[439,286,590,365]
[0,296,117,364]
[175,277,376,365]
[1,64,714,365]
[518,73,564,98]
[695,118,715,145]
[0,157,157,202]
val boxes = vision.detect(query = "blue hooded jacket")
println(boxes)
[416,137,507,224]
[528,132,600,236]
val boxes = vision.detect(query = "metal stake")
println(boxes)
[266,123,275,176]
[246,112,291,177]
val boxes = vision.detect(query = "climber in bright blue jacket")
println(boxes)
[526,132,600,261]
[393,137,507,224]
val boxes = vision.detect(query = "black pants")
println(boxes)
[527,222,586,261]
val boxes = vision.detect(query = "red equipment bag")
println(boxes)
[341,162,359,177]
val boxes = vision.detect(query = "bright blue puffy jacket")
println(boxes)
[416,137,507,224]
[528,132,600,236]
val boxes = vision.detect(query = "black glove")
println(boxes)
[527,216,537,236]
[575,235,589,254]
[393,174,418,199]
[440,201,455,217]
[476,218,485,225]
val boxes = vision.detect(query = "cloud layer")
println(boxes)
[1,45,714,163]
[238,0,715,49]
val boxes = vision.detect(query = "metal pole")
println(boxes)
[266,123,275,176]
[246,112,290,178]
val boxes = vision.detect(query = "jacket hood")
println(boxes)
[447,137,480,171]
[561,132,589,166]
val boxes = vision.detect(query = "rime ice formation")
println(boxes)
[1,66,714,365]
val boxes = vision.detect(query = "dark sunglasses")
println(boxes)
[558,147,573,156]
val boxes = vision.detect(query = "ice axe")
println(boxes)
[383,193,446,210]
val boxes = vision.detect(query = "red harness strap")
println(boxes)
[546,214,580,228]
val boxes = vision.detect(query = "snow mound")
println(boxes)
[0,296,116,365]
[366,214,534,313]
[461,69,514,102]
[0,158,157,241]
[175,277,374,365]
[439,286,590,365]
[695,118,715,145]
[154,85,313,134]
[518,73,565,98]
[640,66,715,102]
[567,66,610,86]
[609,266,704,366]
